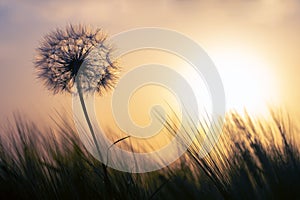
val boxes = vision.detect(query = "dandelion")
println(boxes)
[34,24,119,187]
[34,24,118,94]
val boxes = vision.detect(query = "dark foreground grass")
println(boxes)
[0,111,299,200]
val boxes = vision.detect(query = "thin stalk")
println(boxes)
[76,81,111,194]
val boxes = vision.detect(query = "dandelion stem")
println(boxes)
[76,81,110,184]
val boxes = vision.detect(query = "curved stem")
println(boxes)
[76,82,110,188]
[77,83,102,160]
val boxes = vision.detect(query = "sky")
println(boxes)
[1,0,300,127]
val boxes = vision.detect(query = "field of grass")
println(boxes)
[0,110,299,200]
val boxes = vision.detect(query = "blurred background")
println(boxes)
[0,0,299,127]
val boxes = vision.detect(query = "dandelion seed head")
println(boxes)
[77,46,119,94]
[34,24,119,94]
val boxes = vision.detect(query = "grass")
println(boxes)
[0,110,299,199]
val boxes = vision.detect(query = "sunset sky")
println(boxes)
[1,0,300,126]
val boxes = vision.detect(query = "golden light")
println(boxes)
[209,46,278,115]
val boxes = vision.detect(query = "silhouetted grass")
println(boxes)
[182,110,300,200]
[0,110,299,199]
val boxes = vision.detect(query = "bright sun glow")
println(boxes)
[210,47,278,115]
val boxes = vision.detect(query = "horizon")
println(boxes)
[0,0,300,126]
